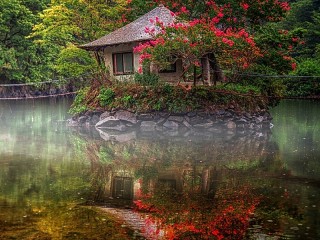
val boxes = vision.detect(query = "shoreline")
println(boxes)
[68,108,273,141]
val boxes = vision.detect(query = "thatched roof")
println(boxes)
[80,5,175,50]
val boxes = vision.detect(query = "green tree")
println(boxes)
[55,43,97,78]
[0,0,47,83]
[281,0,320,58]
[30,0,129,79]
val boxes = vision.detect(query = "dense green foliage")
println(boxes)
[98,87,115,106]
[69,87,89,114]
[0,0,128,84]
[0,0,50,83]
[134,72,160,86]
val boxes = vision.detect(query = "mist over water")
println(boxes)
[0,98,319,239]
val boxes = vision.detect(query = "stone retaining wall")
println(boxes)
[68,109,273,133]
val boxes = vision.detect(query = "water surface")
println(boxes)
[0,98,319,239]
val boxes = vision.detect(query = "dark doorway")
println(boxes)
[112,177,133,199]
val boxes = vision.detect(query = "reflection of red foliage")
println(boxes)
[133,186,260,240]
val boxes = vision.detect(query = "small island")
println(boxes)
[69,5,280,133]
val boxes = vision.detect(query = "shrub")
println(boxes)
[121,95,135,108]
[161,83,174,94]
[69,87,89,114]
[98,87,115,106]
[134,73,159,86]
[285,58,320,97]
[293,58,320,76]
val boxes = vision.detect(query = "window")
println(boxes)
[113,52,133,75]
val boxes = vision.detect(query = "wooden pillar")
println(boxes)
[208,53,224,85]
[201,55,211,86]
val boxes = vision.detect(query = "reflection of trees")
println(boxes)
[0,202,133,240]
[270,100,320,178]
[0,98,73,160]
[0,152,91,206]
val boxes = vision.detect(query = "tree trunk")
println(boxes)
[193,65,197,86]
[207,53,225,85]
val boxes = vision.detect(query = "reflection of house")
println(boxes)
[91,163,220,206]
[112,176,133,199]
[80,5,183,82]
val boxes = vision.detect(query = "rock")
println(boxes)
[72,108,273,138]
[236,123,245,129]
[66,119,79,127]
[216,109,225,115]
[115,110,137,124]
[90,114,100,125]
[193,121,214,128]
[255,116,264,123]
[224,111,233,117]
[137,113,154,121]
[182,120,192,128]
[154,115,164,122]
[96,116,118,128]
[236,118,248,124]
[244,112,252,119]
[156,118,166,125]
[86,110,103,117]
[97,129,136,142]
[78,116,88,124]
[263,112,272,120]
[100,111,113,120]
[168,115,184,123]
[188,116,207,125]
[140,121,157,131]
[186,112,197,117]
[197,112,210,118]
[158,112,170,118]
[163,120,180,129]
[96,116,127,131]
[226,121,236,129]
[262,122,272,129]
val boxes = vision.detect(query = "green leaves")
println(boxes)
[0,0,46,82]
[0,0,129,83]
[55,44,97,78]
[98,87,115,107]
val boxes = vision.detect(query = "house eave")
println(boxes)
[79,39,152,51]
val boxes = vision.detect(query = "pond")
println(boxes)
[0,98,319,239]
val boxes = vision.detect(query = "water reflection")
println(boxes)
[270,100,320,180]
[0,99,319,239]
[76,131,316,237]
